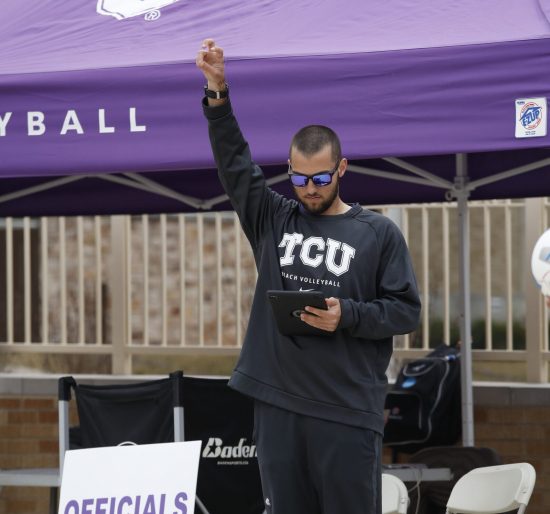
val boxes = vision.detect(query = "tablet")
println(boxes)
[267,290,329,336]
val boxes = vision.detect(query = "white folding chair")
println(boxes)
[445,462,536,514]
[382,473,409,514]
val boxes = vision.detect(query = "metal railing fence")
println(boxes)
[1,198,549,377]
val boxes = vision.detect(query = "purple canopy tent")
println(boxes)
[2,0,550,445]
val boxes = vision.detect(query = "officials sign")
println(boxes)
[58,441,201,514]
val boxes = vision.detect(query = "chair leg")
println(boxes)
[49,487,58,514]
[195,495,211,514]
[391,447,399,463]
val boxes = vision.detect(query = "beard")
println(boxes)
[294,179,340,215]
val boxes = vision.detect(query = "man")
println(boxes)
[197,39,421,514]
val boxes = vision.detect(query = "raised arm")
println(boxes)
[196,39,228,108]
[196,39,290,248]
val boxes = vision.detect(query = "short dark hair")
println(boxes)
[289,125,342,164]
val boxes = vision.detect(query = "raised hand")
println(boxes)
[196,39,226,92]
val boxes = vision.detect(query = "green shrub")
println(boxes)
[411,319,526,350]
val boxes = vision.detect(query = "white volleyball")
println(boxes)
[531,229,550,296]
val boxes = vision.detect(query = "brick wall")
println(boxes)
[474,404,550,513]
[0,397,58,514]
[1,379,549,514]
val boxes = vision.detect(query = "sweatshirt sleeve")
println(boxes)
[338,221,421,339]
[203,99,289,249]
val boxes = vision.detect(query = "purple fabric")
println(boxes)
[2,39,550,176]
[3,0,550,74]
[1,0,550,213]
[539,0,550,22]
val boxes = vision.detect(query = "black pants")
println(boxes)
[253,400,382,514]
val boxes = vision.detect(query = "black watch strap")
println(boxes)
[204,83,229,99]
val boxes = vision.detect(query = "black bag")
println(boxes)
[383,343,461,453]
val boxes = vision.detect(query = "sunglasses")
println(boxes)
[288,163,339,187]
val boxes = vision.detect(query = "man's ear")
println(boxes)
[338,158,348,178]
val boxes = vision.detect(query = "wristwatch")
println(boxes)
[204,83,229,100]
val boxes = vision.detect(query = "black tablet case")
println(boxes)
[267,290,329,336]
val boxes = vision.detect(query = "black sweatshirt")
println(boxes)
[204,99,421,435]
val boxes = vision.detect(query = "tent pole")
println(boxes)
[455,153,475,447]
[346,164,449,189]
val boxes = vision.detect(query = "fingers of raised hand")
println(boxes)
[198,39,224,58]
[196,50,206,69]
[197,44,224,80]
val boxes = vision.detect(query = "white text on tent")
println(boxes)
[0,108,147,136]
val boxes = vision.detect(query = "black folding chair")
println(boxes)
[182,376,265,514]
[58,371,210,514]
